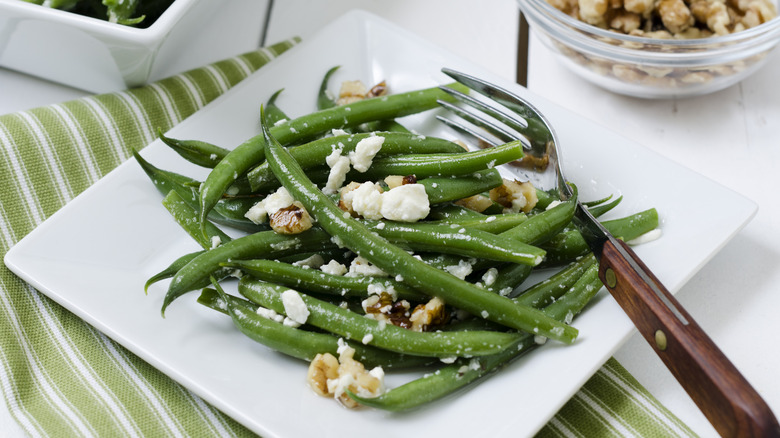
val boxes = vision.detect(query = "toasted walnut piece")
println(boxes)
[624,0,653,15]
[690,0,732,35]
[657,0,695,34]
[455,194,494,213]
[383,175,404,189]
[578,0,609,25]
[409,297,450,332]
[549,0,579,15]
[610,10,642,33]
[367,81,388,98]
[489,179,539,213]
[363,292,412,329]
[680,71,715,84]
[307,353,340,396]
[612,64,645,83]
[331,356,384,408]
[337,80,368,105]
[337,181,362,216]
[637,65,673,78]
[269,201,313,234]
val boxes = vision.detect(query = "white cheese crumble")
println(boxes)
[361,334,374,344]
[343,181,384,220]
[444,259,473,280]
[320,260,348,276]
[379,184,430,222]
[281,289,309,326]
[482,268,498,287]
[324,155,351,194]
[346,256,387,277]
[244,186,295,224]
[348,135,384,172]
[292,254,325,269]
[210,236,222,249]
[440,356,458,364]
[256,306,284,323]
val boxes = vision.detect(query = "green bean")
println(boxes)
[222,259,424,301]
[261,111,577,344]
[484,264,533,296]
[158,130,229,168]
[133,150,263,233]
[417,169,503,204]
[499,195,576,245]
[263,89,289,126]
[162,227,335,315]
[239,279,524,358]
[348,262,603,410]
[364,220,545,266]
[317,66,340,110]
[145,250,203,294]
[541,208,659,266]
[246,132,465,192]
[426,204,486,221]
[514,253,597,308]
[423,212,528,234]
[199,83,469,232]
[162,190,232,249]
[199,282,433,369]
[104,0,144,25]
[586,195,623,218]
[355,140,524,180]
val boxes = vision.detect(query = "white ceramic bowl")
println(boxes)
[0,0,269,93]
[519,0,780,98]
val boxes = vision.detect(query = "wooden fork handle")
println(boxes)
[599,238,780,438]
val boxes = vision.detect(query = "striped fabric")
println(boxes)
[0,38,696,437]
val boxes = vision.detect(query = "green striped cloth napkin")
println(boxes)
[0,39,697,437]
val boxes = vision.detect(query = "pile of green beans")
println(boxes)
[136,69,661,411]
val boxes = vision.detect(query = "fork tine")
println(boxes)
[441,68,555,154]
[436,97,526,148]
[435,110,502,147]
[438,83,530,135]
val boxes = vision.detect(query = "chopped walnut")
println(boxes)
[657,0,695,34]
[337,181,362,216]
[383,174,417,189]
[547,0,776,37]
[307,353,340,396]
[363,292,413,329]
[269,201,313,234]
[489,179,538,213]
[307,340,385,408]
[336,80,389,105]
[454,194,494,213]
[409,297,449,332]
[578,0,610,25]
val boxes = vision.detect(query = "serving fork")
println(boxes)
[437,68,779,438]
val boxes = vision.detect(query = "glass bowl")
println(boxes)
[518,0,780,98]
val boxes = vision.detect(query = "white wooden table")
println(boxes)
[3,1,779,436]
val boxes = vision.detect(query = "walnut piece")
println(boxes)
[307,340,385,408]
[489,179,538,213]
[269,201,313,234]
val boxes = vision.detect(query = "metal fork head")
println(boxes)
[437,68,572,201]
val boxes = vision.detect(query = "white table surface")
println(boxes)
[3,1,778,437]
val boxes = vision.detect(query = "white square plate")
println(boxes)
[5,10,757,438]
